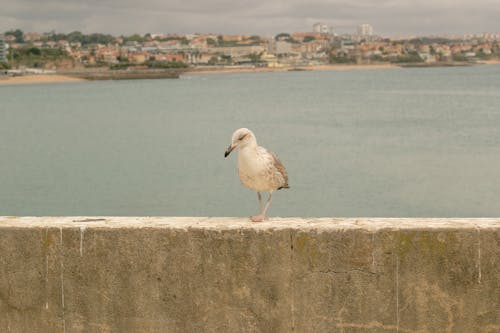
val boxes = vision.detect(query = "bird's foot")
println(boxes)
[250,215,265,222]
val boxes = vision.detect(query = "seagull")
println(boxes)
[224,128,289,222]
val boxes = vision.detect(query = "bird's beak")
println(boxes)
[224,144,235,158]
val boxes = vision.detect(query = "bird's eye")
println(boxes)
[238,134,246,141]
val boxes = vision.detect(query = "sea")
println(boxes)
[1,65,500,217]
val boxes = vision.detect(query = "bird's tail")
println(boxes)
[278,184,290,190]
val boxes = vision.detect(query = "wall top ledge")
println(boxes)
[1,216,499,231]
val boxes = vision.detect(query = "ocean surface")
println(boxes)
[1,65,500,217]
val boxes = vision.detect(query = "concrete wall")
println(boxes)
[0,217,499,333]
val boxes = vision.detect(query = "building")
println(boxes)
[208,45,265,57]
[272,41,292,55]
[0,37,6,62]
[357,24,374,37]
[23,32,41,42]
[313,23,332,34]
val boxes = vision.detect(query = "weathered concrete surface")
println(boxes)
[0,217,499,333]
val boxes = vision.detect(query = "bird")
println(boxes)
[224,128,289,222]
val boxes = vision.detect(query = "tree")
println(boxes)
[122,34,145,43]
[452,54,468,62]
[8,46,70,68]
[275,33,292,41]
[371,55,385,62]
[47,31,116,46]
[5,29,24,43]
[329,54,355,64]
[393,51,423,63]
[247,52,262,64]
[220,55,232,64]
[116,55,128,63]
[275,33,298,43]
[208,56,218,65]
[28,47,41,56]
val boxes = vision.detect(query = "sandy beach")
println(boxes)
[0,74,85,85]
[483,59,500,65]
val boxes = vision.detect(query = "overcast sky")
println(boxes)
[1,0,499,37]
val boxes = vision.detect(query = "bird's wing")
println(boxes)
[267,150,289,189]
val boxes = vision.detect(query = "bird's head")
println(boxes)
[225,128,256,158]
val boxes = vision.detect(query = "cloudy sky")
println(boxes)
[1,0,499,37]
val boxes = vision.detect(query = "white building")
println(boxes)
[313,23,332,34]
[274,41,292,55]
[208,45,266,57]
[357,24,374,37]
[0,37,6,62]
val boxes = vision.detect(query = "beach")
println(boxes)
[0,74,85,85]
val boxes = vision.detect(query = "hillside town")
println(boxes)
[1,23,500,74]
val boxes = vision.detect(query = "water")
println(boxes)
[1,66,500,217]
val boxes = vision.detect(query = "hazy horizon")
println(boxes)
[1,0,499,37]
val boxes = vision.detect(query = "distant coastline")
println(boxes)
[1,61,499,86]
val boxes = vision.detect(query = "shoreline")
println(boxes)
[483,59,500,65]
[183,63,399,75]
[0,74,85,85]
[1,62,499,85]
[0,65,394,85]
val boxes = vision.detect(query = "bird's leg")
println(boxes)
[257,192,262,211]
[261,192,273,217]
[251,192,273,222]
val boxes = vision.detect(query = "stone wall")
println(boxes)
[0,217,499,332]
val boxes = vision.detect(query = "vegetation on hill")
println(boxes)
[4,29,24,43]
[391,50,424,63]
[329,54,356,64]
[8,47,72,68]
[303,36,317,43]
[274,33,298,43]
[47,31,116,45]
